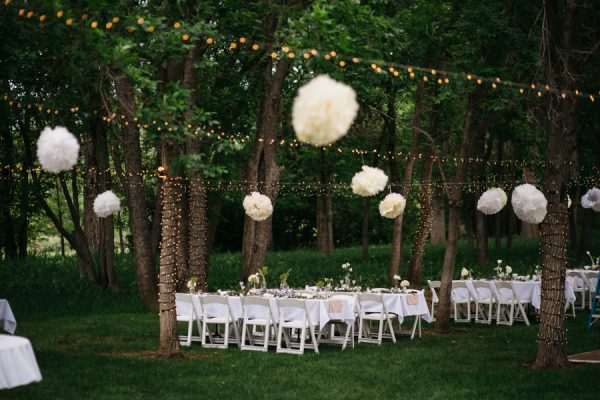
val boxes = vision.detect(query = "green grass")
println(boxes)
[1,239,599,399]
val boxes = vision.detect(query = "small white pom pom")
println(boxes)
[379,193,406,219]
[476,188,507,215]
[511,184,547,224]
[351,166,388,197]
[243,192,273,222]
[93,190,121,218]
[36,126,80,173]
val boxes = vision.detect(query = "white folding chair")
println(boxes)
[567,271,587,309]
[240,296,278,352]
[564,277,576,317]
[175,293,203,346]
[582,271,599,309]
[494,281,530,326]
[473,281,495,324]
[321,294,356,350]
[356,293,397,345]
[451,281,472,322]
[200,295,240,349]
[427,280,440,321]
[276,298,320,355]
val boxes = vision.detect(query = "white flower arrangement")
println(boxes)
[351,166,388,197]
[581,188,600,212]
[585,251,599,270]
[93,190,121,218]
[393,274,401,281]
[476,188,507,215]
[342,262,351,270]
[505,265,512,274]
[292,75,359,146]
[460,268,469,278]
[248,273,260,285]
[36,126,80,173]
[243,192,273,222]
[400,280,410,288]
[187,277,198,290]
[379,193,406,219]
[511,184,548,224]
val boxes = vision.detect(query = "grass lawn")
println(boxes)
[1,240,599,399]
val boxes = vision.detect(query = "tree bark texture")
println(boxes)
[114,74,157,305]
[430,195,446,244]
[316,149,334,257]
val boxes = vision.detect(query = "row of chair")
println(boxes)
[175,292,419,355]
[427,280,533,326]
[567,270,598,310]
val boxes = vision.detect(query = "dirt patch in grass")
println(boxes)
[97,350,215,360]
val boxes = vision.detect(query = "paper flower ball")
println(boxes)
[351,166,388,197]
[476,188,507,215]
[292,75,359,146]
[568,195,572,208]
[93,190,121,218]
[511,184,547,224]
[243,192,273,222]
[36,126,80,173]
[581,188,600,212]
[379,193,406,219]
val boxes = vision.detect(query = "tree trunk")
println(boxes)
[388,82,425,285]
[437,94,497,332]
[207,192,222,253]
[0,127,17,260]
[534,0,583,369]
[82,142,101,255]
[361,198,371,260]
[316,149,334,257]
[16,117,33,259]
[241,55,289,280]
[114,74,157,306]
[430,195,446,244]
[407,148,435,285]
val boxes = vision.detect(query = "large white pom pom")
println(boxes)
[476,188,507,215]
[243,192,273,222]
[511,184,547,224]
[93,190,121,218]
[36,126,80,173]
[581,188,600,212]
[292,75,359,146]
[351,166,388,197]
[379,193,406,219]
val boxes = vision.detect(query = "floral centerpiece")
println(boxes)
[341,262,353,289]
[460,267,472,280]
[186,276,198,293]
[279,269,291,290]
[584,251,599,270]
[400,280,410,293]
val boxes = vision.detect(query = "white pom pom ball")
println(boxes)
[292,75,359,146]
[581,188,600,212]
[351,166,388,197]
[379,193,406,219]
[476,188,507,215]
[243,192,273,222]
[511,184,547,224]
[93,190,121,218]
[36,126,80,173]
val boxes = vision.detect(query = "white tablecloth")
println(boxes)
[0,300,16,334]
[360,291,433,324]
[0,335,42,389]
[455,280,576,310]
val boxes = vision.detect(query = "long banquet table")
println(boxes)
[452,279,576,310]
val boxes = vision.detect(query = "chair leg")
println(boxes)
[299,326,306,354]
[387,316,396,343]
[358,317,364,343]
[309,326,319,354]
[377,317,384,345]
[263,323,270,351]
[276,322,284,352]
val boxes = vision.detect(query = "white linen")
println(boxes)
[0,300,16,334]
[360,291,433,324]
[459,279,576,310]
[0,335,42,389]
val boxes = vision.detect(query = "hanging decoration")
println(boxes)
[243,192,273,221]
[379,193,406,219]
[476,187,507,215]
[36,126,80,173]
[568,195,572,208]
[292,75,358,146]
[581,188,600,212]
[351,166,388,197]
[511,184,547,224]
[93,190,121,217]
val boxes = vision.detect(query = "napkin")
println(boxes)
[328,299,344,313]
[406,293,419,305]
